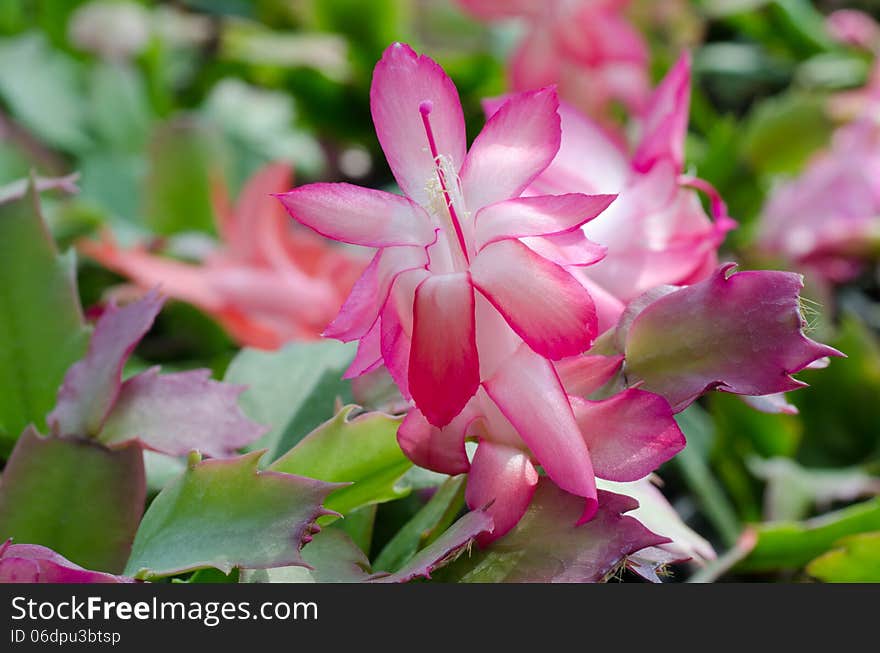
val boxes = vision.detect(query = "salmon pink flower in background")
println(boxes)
[457,0,652,123]
[80,162,365,350]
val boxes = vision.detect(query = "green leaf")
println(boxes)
[807,532,880,583]
[0,427,145,573]
[749,457,880,522]
[373,475,465,573]
[144,120,222,236]
[673,405,742,547]
[737,498,880,573]
[223,341,355,461]
[269,406,410,517]
[88,62,152,151]
[124,451,338,580]
[793,316,880,467]
[242,529,373,583]
[0,33,91,152]
[0,182,90,453]
[742,92,833,176]
[371,508,494,583]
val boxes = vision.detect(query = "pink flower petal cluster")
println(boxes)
[279,44,840,545]
[457,0,651,122]
[759,88,880,283]
[522,53,736,332]
[757,12,880,284]
[81,163,365,349]
[279,43,691,541]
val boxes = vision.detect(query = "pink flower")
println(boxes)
[457,0,651,122]
[279,42,616,428]
[758,102,880,283]
[279,43,687,542]
[80,162,365,349]
[826,9,880,51]
[0,540,134,583]
[522,53,736,331]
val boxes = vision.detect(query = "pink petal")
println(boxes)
[521,230,607,268]
[826,9,880,49]
[380,296,412,401]
[0,542,133,583]
[572,389,685,482]
[474,193,616,251]
[343,319,383,379]
[370,42,467,207]
[378,267,430,400]
[578,274,626,335]
[623,264,845,411]
[48,291,165,437]
[98,368,267,457]
[465,440,539,544]
[632,53,691,173]
[323,245,428,341]
[483,345,598,522]
[526,100,630,196]
[276,182,434,247]
[409,272,480,427]
[741,393,799,415]
[470,239,597,360]
[582,161,724,302]
[224,161,294,264]
[508,25,562,96]
[556,354,624,397]
[460,87,561,210]
[396,404,475,475]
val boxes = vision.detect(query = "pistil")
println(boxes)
[419,100,470,264]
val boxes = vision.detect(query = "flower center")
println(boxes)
[419,100,470,265]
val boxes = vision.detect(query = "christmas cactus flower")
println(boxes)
[520,52,736,331]
[80,162,365,349]
[278,42,617,428]
[758,72,880,283]
[279,42,690,541]
[457,0,651,122]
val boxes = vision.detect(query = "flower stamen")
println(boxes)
[419,100,470,264]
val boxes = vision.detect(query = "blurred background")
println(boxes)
[1,0,880,581]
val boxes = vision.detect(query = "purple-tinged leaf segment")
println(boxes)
[0,427,145,573]
[98,367,266,457]
[124,451,339,579]
[0,541,133,583]
[441,480,670,583]
[0,173,79,205]
[621,264,843,411]
[48,290,164,437]
[368,508,494,583]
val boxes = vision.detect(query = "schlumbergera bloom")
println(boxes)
[457,0,651,122]
[279,43,689,542]
[81,162,365,349]
[757,12,880,283]
[519,52,736,332]
[758,83,880,283]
